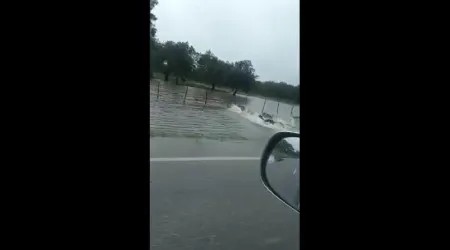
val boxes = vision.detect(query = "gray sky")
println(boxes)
[153,0,299,86]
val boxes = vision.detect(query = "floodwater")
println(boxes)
[150,80,300,249]
[150,80,299,143]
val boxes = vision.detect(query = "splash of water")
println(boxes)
[228,104,299,151]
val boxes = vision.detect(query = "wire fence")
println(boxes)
[150,80,228,109]
[150,80,299,118]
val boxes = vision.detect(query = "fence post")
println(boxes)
[261,98,267,113]
[204,91,208,105]
[183,86,188,104]
[276,101,280,117]
[157,80,160,100]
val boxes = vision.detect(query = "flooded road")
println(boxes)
[150,80,299,143]
[150,80,300,250]
[150,160,299,250]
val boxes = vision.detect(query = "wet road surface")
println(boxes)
[150,160,299,250]
[150,82,300,249]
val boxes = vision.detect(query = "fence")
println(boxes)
[260,97,298,119]
[151,80,299,117]
[151,80,226,108]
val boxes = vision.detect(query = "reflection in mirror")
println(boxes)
[265,136,299,211]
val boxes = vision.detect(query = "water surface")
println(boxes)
[150,80,299,142]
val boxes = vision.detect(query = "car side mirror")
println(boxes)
[260,132,300,212]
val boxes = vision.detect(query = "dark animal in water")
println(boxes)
[237,105,246,111]
[260,112,273,119]
[259,112,275,124]
[263,118,275,124]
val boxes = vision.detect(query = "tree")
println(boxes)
[148,0,300,104]
[195,50,226,90]
[150,0,158,39]
[227,60,257,95]
[150,0,159,78]
[160,41,196,84]
[249,80,299,104]
[191,52,258,94]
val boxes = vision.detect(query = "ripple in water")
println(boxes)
[150,82,249,141]
[150,81,299,142]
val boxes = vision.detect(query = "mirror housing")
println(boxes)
[260,132,300,212]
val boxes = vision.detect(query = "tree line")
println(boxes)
[150,0,299,104]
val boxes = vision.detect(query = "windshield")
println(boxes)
[150,0,300,249]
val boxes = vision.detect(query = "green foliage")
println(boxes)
[150,0,158,41]
[194,51,232,90]
[250,81,299,104]
[190,52,257,94]
[152,42,299,102]
[150,0,159,78]
[157,41,197,83]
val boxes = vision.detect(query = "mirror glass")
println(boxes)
[264,136,299,211]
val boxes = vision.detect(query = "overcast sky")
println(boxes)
[153,0,299,86]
